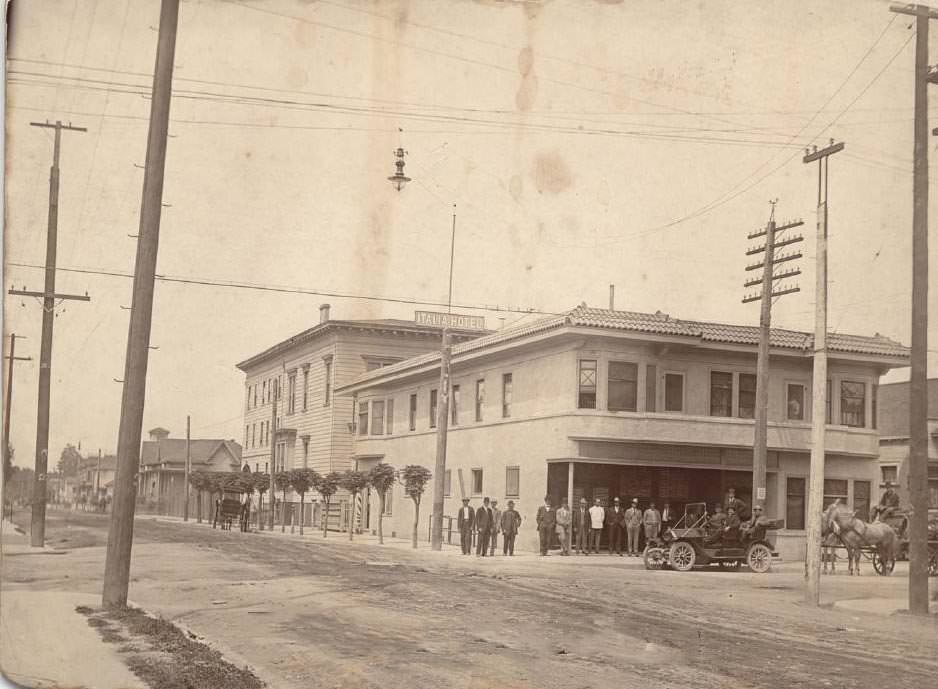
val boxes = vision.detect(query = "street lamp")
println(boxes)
[388,147,411,191]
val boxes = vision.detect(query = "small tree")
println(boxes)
[252,472,270,531]
[400,465,432,549]
[57,444,82,477]
[339,470,370,541]
[367,463,397,545]
[318,472,340,537]
[188,471,207,523]
[289,469,320,536]
[274,471,293,533]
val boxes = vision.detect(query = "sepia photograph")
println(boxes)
[1,1,937,687]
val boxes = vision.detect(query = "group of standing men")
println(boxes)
[457,496,523,556]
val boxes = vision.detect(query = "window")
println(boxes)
[577,359,598,409]
[505,466,520,498]
[253,385,257,408]
[664,373,684,412]
[383,485,393,516]
[853,480,871,521]
[386,399,394,435]
[302,438,309,468]
[646,364,657,413]
[787,384,805,421]
[358,401,369,436]
[471,468,483,495]
[607,362,638,412]
[444,469,452,497]
[825,379,832,424]
[871,383,878,429]
[262,380,267,404]
[710,371,733,417]
[246,386,251,411]
[502,373,513,418]
[475,379,485,422]
[324,359,333,407]
[302,367,309,411]
[738,373,756,419]
[430,389,438,429]
[451,385,461,425]
[409,394,417,431]
[824,479,848,510]
[371,400,385,435]
[276,442,286,472]
[786,477,806,530]
[244,425,249,446]
[251,423,256,448]
[840,381,866,427]
[287,373,297,414]
[881,465,898,485]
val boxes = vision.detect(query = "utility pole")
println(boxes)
[268,385,278,531]
[430,207,457,551]
[743,205,804,507]
[802,139,844,606]
[9,120,89,548]
[102,0,180,609]
[2,334,32,509]
[183,415,190,522]
[890,2,936,616]
[96,449,102,495]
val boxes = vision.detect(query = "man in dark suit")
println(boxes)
[573,498,590,554]
[606,497,626,556]
[457,498,475,555]
[475,497,493,556]
[536,495,556,556]
[500,500,522,555]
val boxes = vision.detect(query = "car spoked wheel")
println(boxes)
[746,543,772,573]
[668,541,696,572]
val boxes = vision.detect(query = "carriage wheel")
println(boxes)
[643,545,666,570]
[746,543,772,573]
[669,541,696,572]
[927,548,938,577]
[871,552,895,576]
[718,560,741,571]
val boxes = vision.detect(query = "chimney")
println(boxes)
[319,303,331,323]
[609,284,615,311]
[148,427,170,441]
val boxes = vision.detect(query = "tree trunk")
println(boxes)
[377,493,385,545]
[348,493,355,541]
[412,497,420,549]
[281,490,286,533]
[322,499,329,538]
[299,493,305,535]
[196,489,202,524]
[257,493,263,531]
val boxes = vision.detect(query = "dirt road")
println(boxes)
[3,509,936,689]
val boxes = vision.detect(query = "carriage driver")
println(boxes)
[872,482,901,522]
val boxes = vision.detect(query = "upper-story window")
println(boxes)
[738,374,756,419]
[787,384,805,421]
[409,393,417,431]
[386,399,394,435]
[262,380,267,405]
[451,385,461,425]
[608,362,638,412]
[840,381,866,427]
[358,401,369,436]
[372,400,385,435]
[664,372,684,413]
[287,372,297,414]
[502,373,513,418]
[430,389,438,429]
[578,360,597,409]
[475,379,485,422]
[246,386,251,411]
[710,371,733,417]
[324,358,333,407]
[253,385,257,408]
[302,367,309,411]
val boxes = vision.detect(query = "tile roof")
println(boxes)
[341,303,909,389]
[140,439,242,467]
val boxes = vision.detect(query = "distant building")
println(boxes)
[877,378,938,510]
[137,426,242,516]
[340,303,909,557]
[76,453,117,504]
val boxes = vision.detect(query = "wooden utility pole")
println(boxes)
[268,385,278,531]
[743,206,804,506]
[10,121,89,547]
[2,334,32,508]
[802,139,844,606]
[184,415,190,522]
[430,207,457,551]
[890,2,936,616]
[96,449,102,495]
[102,0,180,609]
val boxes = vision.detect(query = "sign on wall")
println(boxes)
[415,310,485,330]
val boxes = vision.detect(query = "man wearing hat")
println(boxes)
[499,500,522,555]
[741,503,771,540]
[475,497,493,557]
[873,482,901,522]
[724,487,749,521]
[642,501,662,545]
[606,497,626,556]
[457,498,475,555]
[489,499,502,556]
[625,498,643,556]
[536,495,556,556]
[572,497,590,555]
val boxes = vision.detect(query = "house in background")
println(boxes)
[137,426,242,517]
[76,453,117,505]
[877,378,938,510]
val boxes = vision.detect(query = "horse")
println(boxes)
[821,532,841,575]
[821,502,898,576]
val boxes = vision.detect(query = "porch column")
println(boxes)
[567,462,574,509]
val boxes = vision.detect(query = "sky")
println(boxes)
[3,0,937,467]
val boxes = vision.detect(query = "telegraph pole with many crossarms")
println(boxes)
[9,121,90,547]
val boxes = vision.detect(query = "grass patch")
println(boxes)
[79,605,264,689]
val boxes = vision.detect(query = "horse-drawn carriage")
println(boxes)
[643,502,781,573]
[213,489,249,531]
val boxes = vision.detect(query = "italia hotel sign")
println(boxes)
[414,310,485,331]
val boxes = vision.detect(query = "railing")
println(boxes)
[427,515,457,545]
